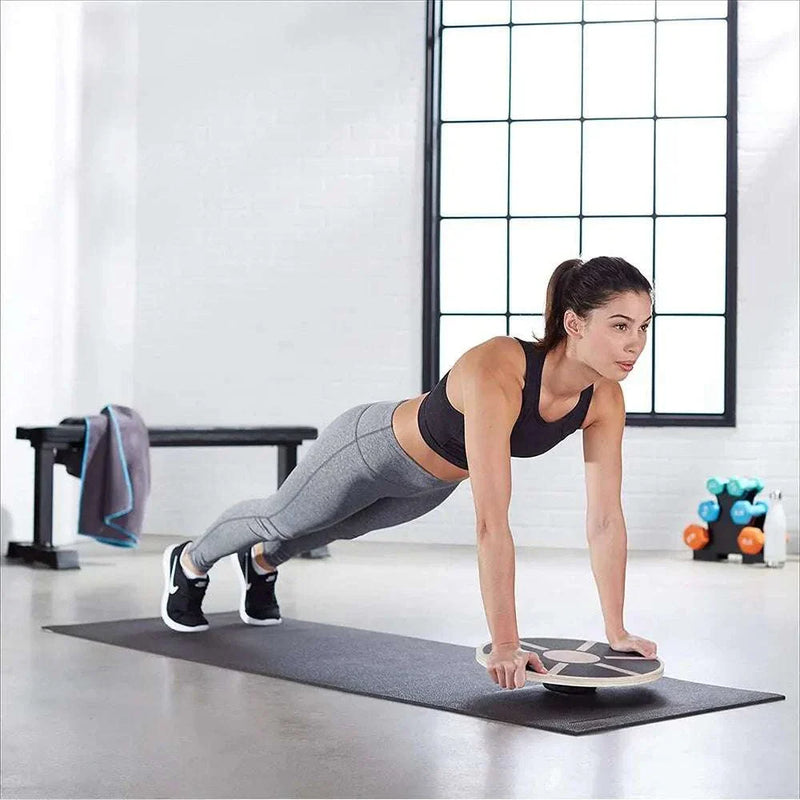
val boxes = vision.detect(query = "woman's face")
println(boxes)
[577,291,653,381]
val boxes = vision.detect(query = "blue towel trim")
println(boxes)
[76,415,91,540]
[103,404,137,543]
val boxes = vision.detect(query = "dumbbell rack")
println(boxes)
[693,485,767,563]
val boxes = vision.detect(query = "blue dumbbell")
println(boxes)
[731,500,769,525]
[706,477,727,495]
[728,477,761,497]
[698,500,720,523]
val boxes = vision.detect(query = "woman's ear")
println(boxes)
[563,309,584,339]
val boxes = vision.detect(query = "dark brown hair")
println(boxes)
[532,256,654,352]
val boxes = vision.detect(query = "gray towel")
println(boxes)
[58,405,150,548]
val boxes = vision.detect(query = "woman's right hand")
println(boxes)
[486,642,548,689]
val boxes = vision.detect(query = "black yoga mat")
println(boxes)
[43,614,785,736]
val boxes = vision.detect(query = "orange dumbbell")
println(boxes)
[683,524,710,550]
[737,526,764,555]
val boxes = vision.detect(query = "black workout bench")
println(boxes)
[8,424,320,570]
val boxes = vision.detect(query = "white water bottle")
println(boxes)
[763,489,787,568]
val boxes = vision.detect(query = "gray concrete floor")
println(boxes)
[2,536,798,799]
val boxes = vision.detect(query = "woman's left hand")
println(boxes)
[607,631,658,658]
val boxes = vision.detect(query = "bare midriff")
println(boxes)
[389,337,600,485]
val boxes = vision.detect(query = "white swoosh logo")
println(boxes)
[169,552,179,594]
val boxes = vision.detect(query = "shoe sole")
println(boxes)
[160,544,209,633]
[229,553,282,626]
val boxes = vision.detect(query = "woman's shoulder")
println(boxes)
[581,378,622,430]
[446,337,527,412]
[453,336,527,379]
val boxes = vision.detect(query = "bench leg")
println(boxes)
[5,445,80,569]
[276,443,297,486]
[277,443,330,560]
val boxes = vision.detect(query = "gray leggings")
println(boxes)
[186,400,463,572]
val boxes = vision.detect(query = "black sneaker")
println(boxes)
[231,549,282,626]
[161,541,210,633]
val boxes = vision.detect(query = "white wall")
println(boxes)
[1,1,81,550]
[1,0,137,550]
[1,0,797,555]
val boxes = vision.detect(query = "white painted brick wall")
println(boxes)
[1,0,797,557]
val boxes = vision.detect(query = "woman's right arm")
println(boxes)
[459,343,548,687]
[476,523,519,646]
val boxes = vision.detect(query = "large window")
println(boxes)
[423,0,737,426]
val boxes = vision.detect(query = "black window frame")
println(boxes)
[422,0,738,427]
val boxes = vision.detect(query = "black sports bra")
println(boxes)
[416,338,594,470]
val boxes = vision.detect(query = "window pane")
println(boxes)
[511,25,581,119]
[440,219,507,313]
[582,120,654,215]
[655,217,726,313]
[509,218,580,313]
[656,118,726,214]
[510,315,545,341]
[655,316,725,413]
[512,1,581,23]
[657,21,727,117]
[583,22,654,118]
[656,0,727,20]
[442,28,509,121]
[510,122,581,215]
[440,316,506,377]
[442,0,510,26]
[584,1,655,21]
[441,122,508,216]
[581,217,654,281]
[620,332,653,412]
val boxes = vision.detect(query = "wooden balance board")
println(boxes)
[476,637,664,695]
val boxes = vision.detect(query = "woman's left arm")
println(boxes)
[587,516,628,640]
[582,382,657,658]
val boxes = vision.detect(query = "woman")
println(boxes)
[161,255,658,691]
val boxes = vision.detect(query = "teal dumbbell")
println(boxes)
[730,500,769,525]
[706,477,727,495]
[727,477,763,497]
[698,500,720,523]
